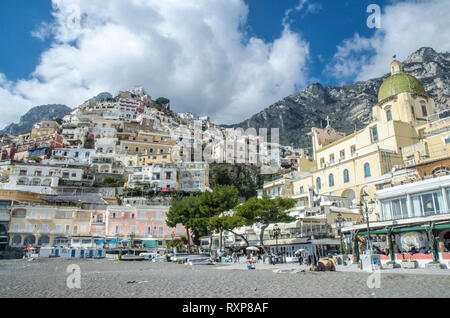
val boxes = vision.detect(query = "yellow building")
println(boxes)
[288,59,440,221]
[118,131,176,161]
[9,205,92,248]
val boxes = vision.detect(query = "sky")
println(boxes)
[0,0,449,128]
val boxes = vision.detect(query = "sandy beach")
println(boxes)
[0,258,449,298]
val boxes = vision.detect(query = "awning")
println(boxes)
[358,223,450,235]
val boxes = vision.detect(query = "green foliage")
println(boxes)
[235,195,296,226]
[167,237,188,248]
[95,176,126,188]
[199,185,239,218]
[28,156,42,163]
[155,97,170,106]
[53,117,63,125]
[209,164,269,200]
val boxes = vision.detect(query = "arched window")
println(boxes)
[316,177,321,190]
[343,169,350,183]
[364,163,371,178]
[329,174,334,187]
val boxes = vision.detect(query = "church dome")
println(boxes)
[378,60,427,103]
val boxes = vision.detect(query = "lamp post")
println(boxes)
[358,191,375,252]
[336,213,344,256]
[273,224,280,263]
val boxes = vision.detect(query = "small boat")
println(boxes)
[119,249,146,261]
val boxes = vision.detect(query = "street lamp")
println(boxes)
[336,213,344,256]
[273,224,281,263]
[357,191,375,252]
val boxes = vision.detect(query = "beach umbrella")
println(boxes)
[295,249,306,254]
[246,246,259,251]
[95,240,106,243]
[120,239,130,243]
[24,246,36,251]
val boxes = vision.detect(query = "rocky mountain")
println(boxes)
[0,104,72,135]
[232,47,450,149]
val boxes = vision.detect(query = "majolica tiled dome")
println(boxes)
[378,60,427,103]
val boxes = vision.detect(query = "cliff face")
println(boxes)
[233,47,450,149]
[0,104,72,135]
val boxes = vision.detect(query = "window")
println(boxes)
[130,225,136,234]
[329,154,335,163]
[316,178,321,190]
[329,174,334,187]
[320,158,325,168]
[386,109,392,121]
[364,163,371,178]
[371,127,378,142]
[300,186,304,193]
[115,225,121,234]
[65,225,70,234]
[421,104,428,117]
[340,150,345,161]
[343,169,350,183]
[411,106,416,119]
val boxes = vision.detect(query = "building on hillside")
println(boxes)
[51,148,95,164]
[30,121,60,139]
[61,125,89,148]
[177,162,210,192]
[13,134,63,161]
[127,164,178,191]
[95,137,118,154]
[0,163,84,194]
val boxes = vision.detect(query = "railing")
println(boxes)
[379,208,450,222]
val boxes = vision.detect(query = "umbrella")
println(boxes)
[24,246,36,251]
[107,240,118,244]
[295,249,306,254]
[246,246,259,251]
[120,239,130,243]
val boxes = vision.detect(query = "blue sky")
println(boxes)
[0,0,448,127]
[1,0,381,85]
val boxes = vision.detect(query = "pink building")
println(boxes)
[105,206,186,247]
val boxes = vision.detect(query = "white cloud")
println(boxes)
[0,0,311,128]
[327,0,450,83]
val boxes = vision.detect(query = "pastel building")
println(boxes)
[105,206,186,247]
[9,205,93,248]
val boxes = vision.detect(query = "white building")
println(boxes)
[51,148,95,164]
[128,164,178,190]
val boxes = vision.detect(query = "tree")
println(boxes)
[199,185,239,252]
[235,195,296,254]
[166,195,204,253]
[209,214,251,247]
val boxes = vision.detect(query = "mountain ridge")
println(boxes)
[231,47,450,149]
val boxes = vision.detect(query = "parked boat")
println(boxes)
[119,249,146,261]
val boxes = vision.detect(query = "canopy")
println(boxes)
[107,240,118,244]
[246,246,259,251]
[24,246,36,251]
[120,239,130,243]
[95,240,106,243]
